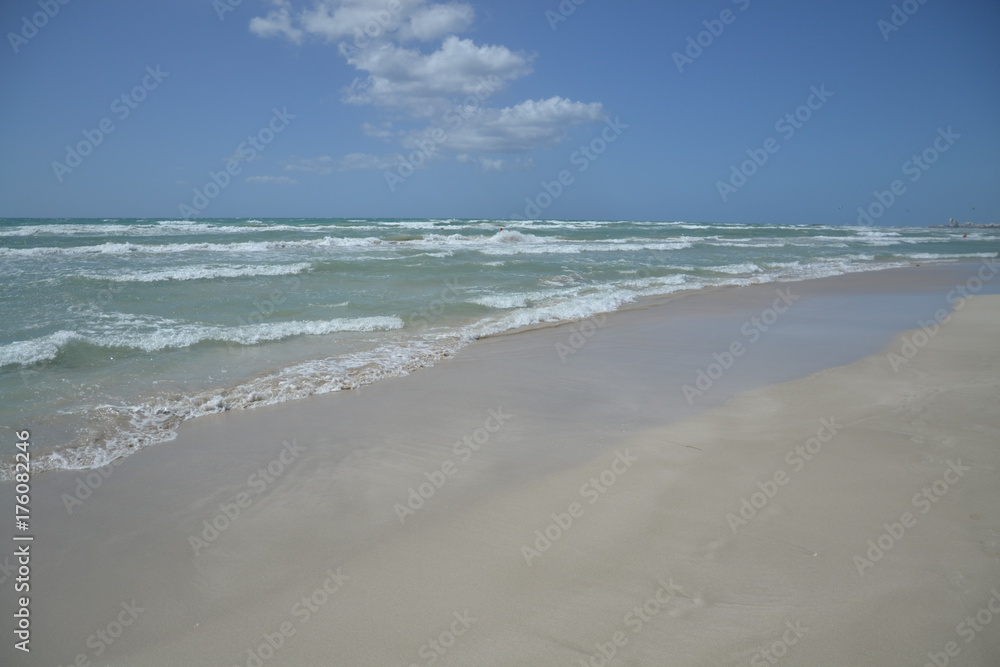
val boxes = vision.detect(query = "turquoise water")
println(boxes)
[2,217,996,476]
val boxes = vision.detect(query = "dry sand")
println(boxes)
[2,264,999,666]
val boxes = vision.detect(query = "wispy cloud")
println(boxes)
[246,175,298,185]
[362,121,395,140]
[337,152,407,171]
[456,154,536,173]
[282,155,336,175]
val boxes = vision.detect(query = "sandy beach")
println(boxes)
[5,0,999,663]
[3,262,999,666]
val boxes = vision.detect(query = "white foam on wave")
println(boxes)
[0,315,403,368]
[899,252,998,260]
[0,236,387,257]
[3,228,708,260]
[468,294,531,309]
[467,288,564,309]
[375,220,455,229]
[857,235,945,246]
[16,336,468,477]
[854,229,902,238]
[89,263,312,283]
[617,274,690,293]
[0,224,154,237]
[464,290,634,340]
[103,316,404,352]
[478,239,693,256]
[663,223,711,230]
[492,229,546,244]
[0,219,406,238]
[407,251,455,259]
[711,262,764,275]
[0,221,272,237]
[703,240,789,248]
[0,330,80,367]
[506,220,624,229]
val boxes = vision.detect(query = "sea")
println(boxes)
[2,217,997,478]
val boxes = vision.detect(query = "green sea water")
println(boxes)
[1,217,996,476]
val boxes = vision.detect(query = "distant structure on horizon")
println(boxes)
[929,218,1000,229]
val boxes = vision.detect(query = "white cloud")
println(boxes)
[249,1,305,43]
[343,36,532,115]
[259,0,473,43]
[338,152,407,170]
[246,175,298,185]
[456,154,535,173]
[429,97,606,153]
[282,155,336,174]
[249,1,604,164]
[403,3,475,41]
[300,0,401,41]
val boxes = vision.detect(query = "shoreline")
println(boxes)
[2,261,999,665]
[8,257,997,481]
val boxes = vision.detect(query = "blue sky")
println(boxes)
[1,0,997,225]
